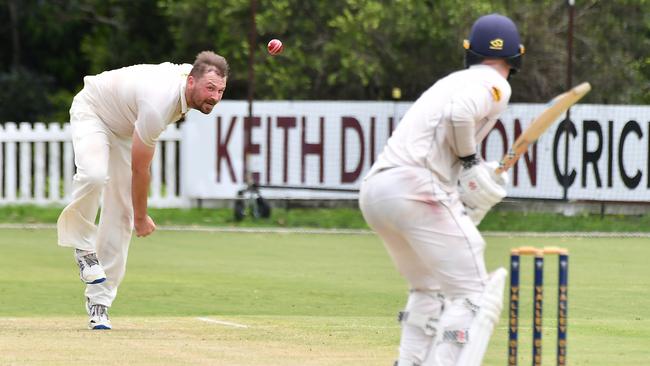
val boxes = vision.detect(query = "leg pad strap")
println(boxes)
[442,329,469,344]
[398,311,440,337]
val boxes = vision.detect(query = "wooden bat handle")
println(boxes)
[495,148,518,174]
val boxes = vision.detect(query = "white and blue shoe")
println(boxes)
[87,301,112,330]
[75,249,106,284]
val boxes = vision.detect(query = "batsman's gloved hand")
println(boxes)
[458,158,508,225]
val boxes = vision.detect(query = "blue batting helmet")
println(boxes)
[463,14,525,74]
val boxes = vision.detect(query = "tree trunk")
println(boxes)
[7,0,21,69]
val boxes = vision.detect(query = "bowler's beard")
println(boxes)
[189,89,212,114]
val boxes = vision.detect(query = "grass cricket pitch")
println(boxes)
[1,229,649,365]
[0,316,396,365]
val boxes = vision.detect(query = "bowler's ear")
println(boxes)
[186,75,195,88]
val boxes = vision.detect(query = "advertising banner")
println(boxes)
[181,101,650,201]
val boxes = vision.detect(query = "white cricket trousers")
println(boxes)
[359,166,489,364]
[359,166,488,295]
[57,90,134,307]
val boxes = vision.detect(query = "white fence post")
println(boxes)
[164,139,177,200]
[19,123,32,202]
[0,124,4,200]
[151,142,162,203]
[48,124,62,202]
[34,123,47,203]
[62,124,74,202]
[4,123,18,202]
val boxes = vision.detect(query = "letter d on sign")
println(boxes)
[341,117,365,183]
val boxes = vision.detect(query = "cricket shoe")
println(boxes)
[75,249,106,284]
[88,302,112,330]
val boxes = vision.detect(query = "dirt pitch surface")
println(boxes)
[0,316,396,365]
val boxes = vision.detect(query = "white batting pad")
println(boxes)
[454,267,507,366]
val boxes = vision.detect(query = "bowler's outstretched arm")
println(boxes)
[131,130,156,237]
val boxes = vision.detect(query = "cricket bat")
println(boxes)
[496,82,592,174]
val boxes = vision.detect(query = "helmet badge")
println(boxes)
[489,38,504,50]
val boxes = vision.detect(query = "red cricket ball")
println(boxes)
[267,39,283,55]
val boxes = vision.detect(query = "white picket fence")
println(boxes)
[0,122,187,207]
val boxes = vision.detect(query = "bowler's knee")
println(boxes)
[75,168,109,189]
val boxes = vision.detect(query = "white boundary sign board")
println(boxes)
[181,101,650,201]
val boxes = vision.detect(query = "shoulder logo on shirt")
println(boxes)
[491,86,502,102]
[489,38,504,50]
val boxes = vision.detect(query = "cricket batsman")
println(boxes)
[359,14,525,365]
[57,51,229,330]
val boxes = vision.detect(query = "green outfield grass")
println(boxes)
[1,228,649,365]
[4,204,650,232]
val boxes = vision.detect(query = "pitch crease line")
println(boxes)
[195,317,249,328]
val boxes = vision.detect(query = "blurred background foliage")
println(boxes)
[0,0,648,122]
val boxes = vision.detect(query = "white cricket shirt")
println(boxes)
[367,64,511,193]
[80,62,193,146]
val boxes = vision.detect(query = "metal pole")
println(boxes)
[245,0,257,186]
[566,0,574,90]
[562,0,575,200]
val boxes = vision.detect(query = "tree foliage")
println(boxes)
[0,0,647,122]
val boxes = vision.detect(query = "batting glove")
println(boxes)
[458,159,508,225]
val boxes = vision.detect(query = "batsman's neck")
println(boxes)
[481,59,510,79]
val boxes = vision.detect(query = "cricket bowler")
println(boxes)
[57,51,228,330]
